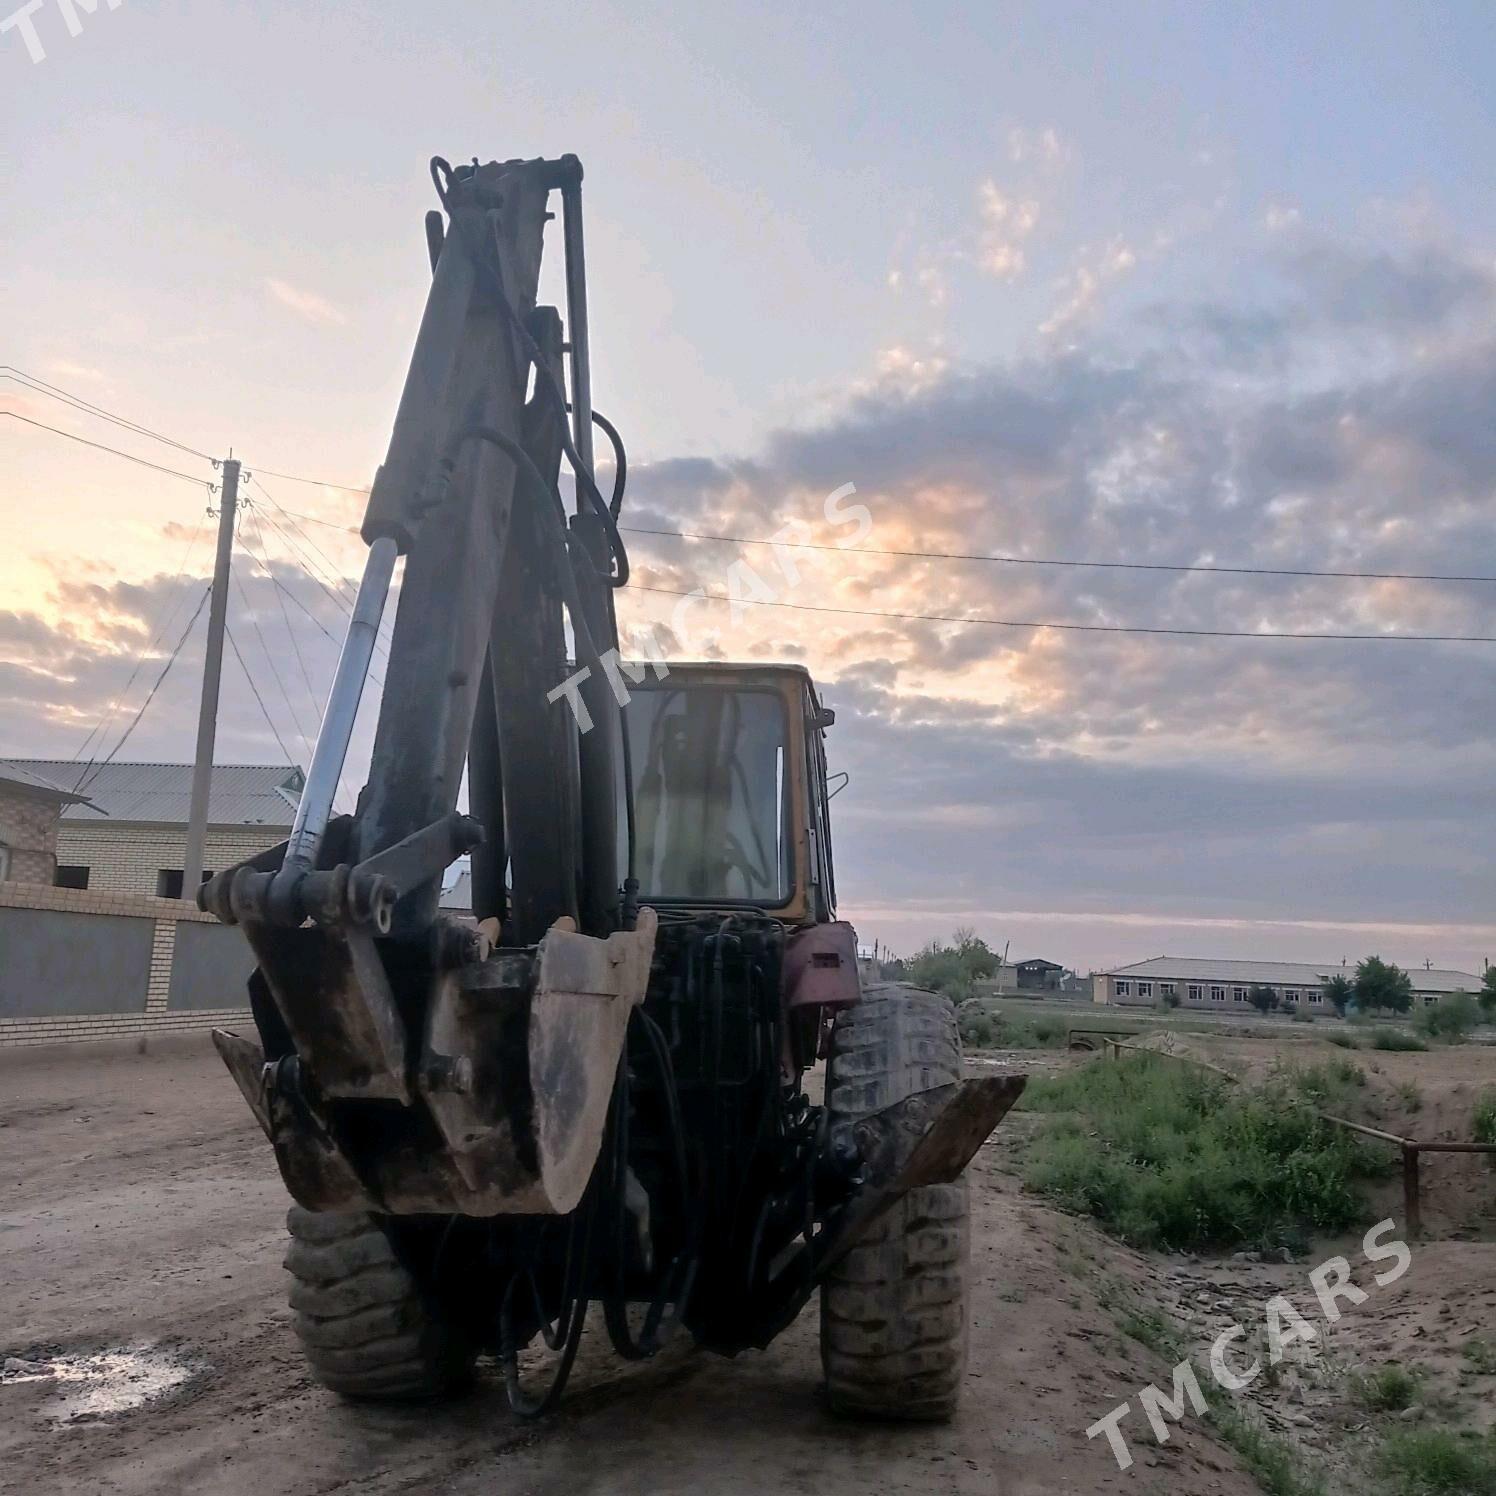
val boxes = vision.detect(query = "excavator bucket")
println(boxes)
[213,910,658,1216]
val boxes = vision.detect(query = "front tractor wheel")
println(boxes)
[284,1206,475,1401]
[819,983,969,1421]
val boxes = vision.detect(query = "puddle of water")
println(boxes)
[1,1346,196,1422]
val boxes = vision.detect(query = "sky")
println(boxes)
[3,1,1495,972]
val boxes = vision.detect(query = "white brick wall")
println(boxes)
[0,784,63,884]
[0,881,250,1048]
[55,822,285,896]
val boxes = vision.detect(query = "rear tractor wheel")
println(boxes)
[284,1205,474,1401]
[819,982,969,1421]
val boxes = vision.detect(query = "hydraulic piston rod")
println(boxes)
[281,536,398,877]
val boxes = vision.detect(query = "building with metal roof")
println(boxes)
[0,761,92,885]
[1096,955,1484,1012]
[1,761,302,898]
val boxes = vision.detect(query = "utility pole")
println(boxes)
[182,457,240,899]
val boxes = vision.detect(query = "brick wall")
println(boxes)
[0,881,253,1047]
[55,822,287,896]
[0,783,63,885]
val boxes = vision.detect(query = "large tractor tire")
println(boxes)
[284,1206,475,1401]
[820,983,969,1421]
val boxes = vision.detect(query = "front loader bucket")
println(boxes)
[213,910,658,1217]
[751,1073,1025,1343]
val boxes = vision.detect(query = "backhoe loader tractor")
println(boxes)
[202,153,1024,1420]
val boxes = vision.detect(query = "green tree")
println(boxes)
[1247,984,1278,1014]
[1418,992,1480,1042]
[1355,956,1414,1016]
[1481,966,1496,1017]
[1325,974,1354,1016]
[904,929,1001,1001]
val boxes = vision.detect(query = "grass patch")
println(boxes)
[1326,1031,1361,1049]
[1100,1280,1323,1496]
[1395,1082,1424,1114]
[1020,1053,1387,1252]
[1379,1428,1496,1494]
[1352,1362,1421,1412]
[1472,1090,1496,1147]
[1463,1338,1496,1376]
[1209,1396,1325,1496]
[957,1004,1069,1050]
[1371,1028,1428,1052]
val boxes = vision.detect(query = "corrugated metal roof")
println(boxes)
[1106,956,1482,993]
[0,760,89,803]
[2,760,302,828]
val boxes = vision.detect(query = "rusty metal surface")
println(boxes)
[782,921,860,1011]
[819,1075,1027,1273]
[214,911,660,1217]
[242,922,412,1104]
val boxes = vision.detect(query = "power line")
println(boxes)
[75,584,213,795]
[628,582,1496,644]
[241,512,322,725]
[236,515,386,690]
[225,623,298,767]
[247,465,370,493]
[231,562,311,767]
[0,367,213,461]
[622,525,1496,587]
[70,515,210,768]
[2,411,217,489]
[270,500,1496,589]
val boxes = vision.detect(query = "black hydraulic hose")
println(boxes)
[568,404,627,518]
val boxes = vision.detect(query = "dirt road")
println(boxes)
[0,1037,1261,1496]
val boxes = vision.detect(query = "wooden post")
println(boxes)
[1402,1144,1422,1240]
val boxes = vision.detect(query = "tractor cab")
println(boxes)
[621,664,838,925]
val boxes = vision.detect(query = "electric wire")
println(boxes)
[2,411,217,489]
[620,525,1496,587]
[628,582,1496,644]
[75,584,213,795]
[224,623,298,766]
[69,514,210,771]
[230,561,312,768]
[0,367,214,460]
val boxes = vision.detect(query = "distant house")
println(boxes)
[0,761,90,884]
[974,957,1078,999]
[1095,956,1483,1013]
[3,760,303,898]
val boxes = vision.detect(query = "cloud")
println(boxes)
[1007,126,1070,168]
[7,217,1495,971]
[265,277,348,327]
[976,180,1041,280]
[615,227,1496,967]
[1041,238,1137,337]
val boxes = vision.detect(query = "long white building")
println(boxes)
[1095,956,1483,1011]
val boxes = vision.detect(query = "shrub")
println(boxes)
[1417,993,1481,1043]
[1371,1028,1428,1052]
[1020,1054,1386,1252]
[1291,1007,1315,1024]
[1326,1031,1360,1050]
[1378,1429,1496,1495]
[1395,1082,1423,1114]
[1473,1090,1496,1147]
[1352,1363,1421,1412]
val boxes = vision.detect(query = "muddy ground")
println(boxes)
[0,1035,1278,1496]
